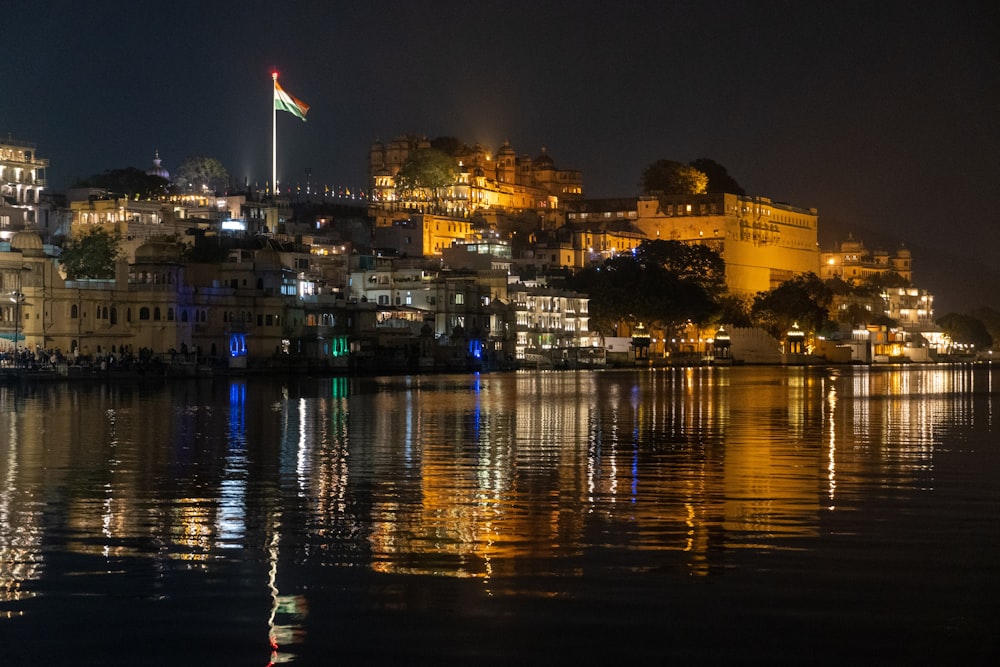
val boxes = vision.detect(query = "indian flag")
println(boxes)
[274,81,309,121]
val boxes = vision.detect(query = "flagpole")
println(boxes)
[272,71,278,198]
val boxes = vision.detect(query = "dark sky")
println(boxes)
[4,0,999,311]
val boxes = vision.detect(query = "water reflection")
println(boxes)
[0,365,995,661]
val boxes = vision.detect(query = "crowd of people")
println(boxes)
[0,344,197,375]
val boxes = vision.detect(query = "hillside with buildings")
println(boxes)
[2,134,992,373]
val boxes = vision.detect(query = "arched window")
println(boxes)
[110,307,118,325]
[153,307,161,321]
[71,304,78,318]
[181,310,188,323]
[139,307,150,320]
[167,307,175,321]
[127,308,132,322]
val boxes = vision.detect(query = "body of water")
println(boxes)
[1,365,997,664]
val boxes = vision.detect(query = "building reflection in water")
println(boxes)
[0,365,992,638]
[0,388,43,614]
[263,366,991,584]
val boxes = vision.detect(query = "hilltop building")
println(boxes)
[562,193,820,296]
[369,136,583,228]
[819,234,912,283]
[632,193,819,296]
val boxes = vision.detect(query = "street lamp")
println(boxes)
[8,291,24,365]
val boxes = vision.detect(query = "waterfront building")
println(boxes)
[508,280,595,366]
[820,234,912,284]
[883,286,934,328]
[633,193,819,296]
[564,193,820,295]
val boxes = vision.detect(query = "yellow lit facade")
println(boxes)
[369,135,583,225]
[819,234,912,284]
[634,193,820,296]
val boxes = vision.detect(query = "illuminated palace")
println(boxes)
[368,134,819,298]
[369,135,583,230]
[563,193,820,296]
[819,234,912,283]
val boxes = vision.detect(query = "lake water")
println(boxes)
[1,365,997,665]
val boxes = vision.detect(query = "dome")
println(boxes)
[533,146,555,167]
[255,245,281,269]
[10,230,45,256]
[147,150,170,180]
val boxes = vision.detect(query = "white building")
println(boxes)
[0,137,48,239]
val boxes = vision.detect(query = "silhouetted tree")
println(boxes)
[74,167,169,198]
[970,307,1000,349]
[569,240,724,336]
[751,273,833,339]
[860,271,910,292]
[640,159,708,195]
[430,136,471,156]
[936,313,993,350]
[635,239,726,296]
[689,158,745,195]
[713,294,753,327]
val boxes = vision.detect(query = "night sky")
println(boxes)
[4,1,998,311]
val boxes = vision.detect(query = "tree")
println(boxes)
[936,313,993,351]
[430,136,471,157]
[394,148,458,206]
[970,307,1000,349]
[714,294,753,327]
[175,156,230,194]
[568,240,725,337]
[634,239,726,295]
[640,159,708,195]
[751,273,833,339]
[860,271,910,292]
[74,167,169,198]
[689,158,745,195]
[59,227,122,280]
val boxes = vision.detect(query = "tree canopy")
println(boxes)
[689,158,745,195]
[634,239,726,295]
[569,240,723,336]
[59,227,122,280]
[750,273,833,339]
[175,156,230,194]
[73,167,169,199]
[394,148,458,200]
[970,307,1000,349]
[430,136,472,157]
[936,313,993,350]
[640,159,708,195]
